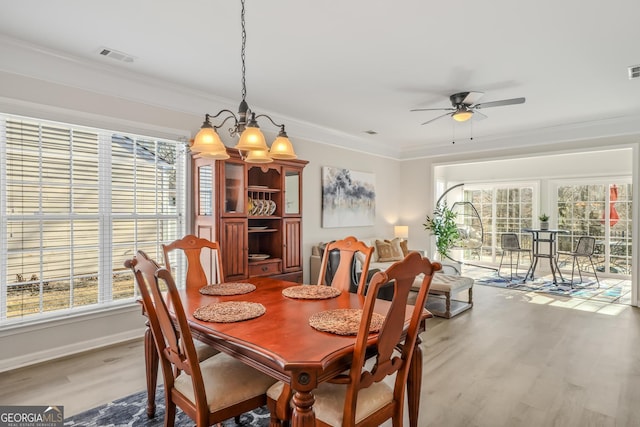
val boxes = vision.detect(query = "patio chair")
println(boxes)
[498,233,531,281]
[556,236,600,288]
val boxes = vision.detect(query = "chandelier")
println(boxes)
[190,0,296,164]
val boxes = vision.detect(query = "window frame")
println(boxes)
[0,114,188,325]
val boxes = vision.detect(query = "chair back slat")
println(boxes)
[317,236,374,294]
[163,234,224,288]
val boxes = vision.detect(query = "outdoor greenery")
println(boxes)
[423,203,460,258]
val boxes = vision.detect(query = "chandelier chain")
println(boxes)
[240,0,247,102]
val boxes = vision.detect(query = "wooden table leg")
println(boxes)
[144,323,159,418]
[407,338,423,427]
[291,390,316,427]
[290,370,317,427]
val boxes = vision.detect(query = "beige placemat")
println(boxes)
[199,282,256,296]
[282,285,342,300]
[309,309,385,336]
[193,301,265,323]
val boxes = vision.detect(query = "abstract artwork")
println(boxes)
[322,166,375,228]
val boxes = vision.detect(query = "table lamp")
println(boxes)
[394,225,409,241]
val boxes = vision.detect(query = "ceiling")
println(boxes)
[1,0,640,159]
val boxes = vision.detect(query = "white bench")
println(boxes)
[412,273,474,318]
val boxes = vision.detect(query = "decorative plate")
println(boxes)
[248,253,270,260]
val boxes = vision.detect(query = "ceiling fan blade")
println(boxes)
[472,111,488,121]
[473,97,525,109]
[461,91,484,105]
[410,107,455,112]
[421,112,452,125]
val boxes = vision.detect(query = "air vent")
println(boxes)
[628,65,640,79]
[98,47,135,63]
[363,130,378,135]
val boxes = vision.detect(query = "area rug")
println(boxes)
[474,272,630,304]
[64,387,270,426]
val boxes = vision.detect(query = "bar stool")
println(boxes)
[499,233,531,281]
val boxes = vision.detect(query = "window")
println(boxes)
[462,183,536,262]
[1,115,187,323]
[555,180,633,276]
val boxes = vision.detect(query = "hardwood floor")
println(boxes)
[2,284,639,426]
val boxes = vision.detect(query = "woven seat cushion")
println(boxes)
[174,352,275,412]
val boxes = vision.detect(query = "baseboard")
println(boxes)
[0,328,145,373]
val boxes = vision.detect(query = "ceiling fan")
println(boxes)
[411,91,525,126]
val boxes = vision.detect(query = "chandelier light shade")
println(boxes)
[235,117,268,152]
[244,149,273,164]
[269,128,297,160]
[192,0,296,163]
[191,117,230,159]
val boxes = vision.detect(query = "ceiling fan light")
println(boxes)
[453,110,473,122]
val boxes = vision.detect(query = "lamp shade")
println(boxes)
[452,110,473,122]
[394,225,409,239]
[244,149,273,164]
[269,135,297,160]
[191,127,230,160]
[235,125,268,152]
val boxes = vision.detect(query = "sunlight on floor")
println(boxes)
[462,264,634,316]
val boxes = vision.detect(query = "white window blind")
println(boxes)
[0,115,187,323]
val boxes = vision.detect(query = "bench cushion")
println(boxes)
[411,273,473,293]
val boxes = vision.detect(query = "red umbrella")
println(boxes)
[608,184,619,227]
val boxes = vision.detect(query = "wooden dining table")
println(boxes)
[142,276,429,427]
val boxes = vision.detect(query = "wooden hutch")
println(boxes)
[193,149,307,283]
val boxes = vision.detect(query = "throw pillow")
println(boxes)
[376,239,403,262]
[386,238,405,260]
[399,239,409,257]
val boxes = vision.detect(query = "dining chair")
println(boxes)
[316,236,374,295]
[162,234,224,289]
[125,250,276,427]
[498,233,531,281]
[268,251,441,427]
[556,236,600,288]
[160,235,223,409]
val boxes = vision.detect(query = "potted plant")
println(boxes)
[539,213,549,230]
[423,203,460,259]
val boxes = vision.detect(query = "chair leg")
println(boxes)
[569,256,577,288]
[498,252,506,277]
[589,256,601,288]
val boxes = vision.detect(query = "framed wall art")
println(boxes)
[322,166,376,228]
